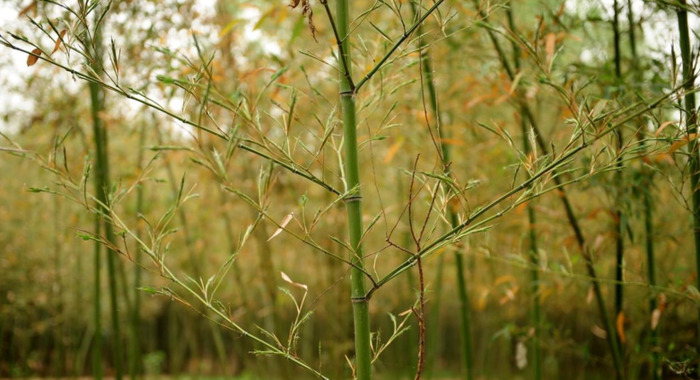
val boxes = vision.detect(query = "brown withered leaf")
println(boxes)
[267,212,294,242]
[615,311,626,344]
[51,30,67,55]
[18,1,37,17]
[27,48,41,66]
[289,0,317,41]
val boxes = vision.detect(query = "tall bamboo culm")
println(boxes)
[129,122,147,379]
[611,1,626,343]
[626,2,660,377]
[84,2,123,379]
[505,4,542,379]
[335,1,372,379]
[676,1,700,373]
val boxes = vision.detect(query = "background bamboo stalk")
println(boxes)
[85,2,123,376]
[91,215,103,380]
[506,4,542,379]
[128,121,147,379]
[676,2,700,375]
[625,3,660,378]
[611,1,626,349]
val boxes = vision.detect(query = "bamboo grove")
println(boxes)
[0,0,699,379]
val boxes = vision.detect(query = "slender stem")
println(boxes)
[453,251,474,380]
[506,4,542,379]
[676,1,700,371]
[642,143,660,380]
[335,1,372,379]
[612,0,626,351]
[627,3,660,377]
[626,0,637,60]
[85,3,122,378]
[92,215,102,380]
[129,122,147,380]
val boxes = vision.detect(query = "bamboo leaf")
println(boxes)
[268,212,294,242]
[51,29,67,54]
[615,312,626,344]
[27,48,41,66]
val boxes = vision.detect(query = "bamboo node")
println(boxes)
[344,195,362,203]
[351,296,368,303]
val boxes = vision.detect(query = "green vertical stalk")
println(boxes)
[471,2,624,377]
[52,196,65,376]
[336,1,372,379]
[626,0,637,60]
[92,216,103,380]
[409,2,473,378]
[86,4,123,379]
[612,0,625,348]
[676,0,700,369]
[642,157,660,380]
[506,4,542,379]
[129,122,147,380]
[453,253,473,379]
[626,4,660,377]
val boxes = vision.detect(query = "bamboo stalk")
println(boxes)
[88,51,124,380]
[92,215,102,380]
[642,154,660,380]
[612,0,626,350]
[52,195,66,376]
[626,4,660,377]
[84,3,123,378]
[506,4,542,379]
[676,2,700,374]
[129,122,147,379]
[335,1,372,379]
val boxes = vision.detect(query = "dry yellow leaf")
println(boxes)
[616,311,626,344]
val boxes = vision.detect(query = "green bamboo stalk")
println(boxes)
[626,4,660,377]
[642,153,660,380]
[505,4,542,379]
[92,215,102,380]
[612,0,626,349]
[470,3,624,378]
[85,3,123,378]
[626,0,637,60]
[52,195,66,376]
[129,122,147,380]
[409,2,473,378]
[676,0,700,371]
[335,1,372,379]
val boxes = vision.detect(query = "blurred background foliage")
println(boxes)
[0,0,699,379]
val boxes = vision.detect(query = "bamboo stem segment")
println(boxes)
[85,3,123,378]
[336,1,372,379]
